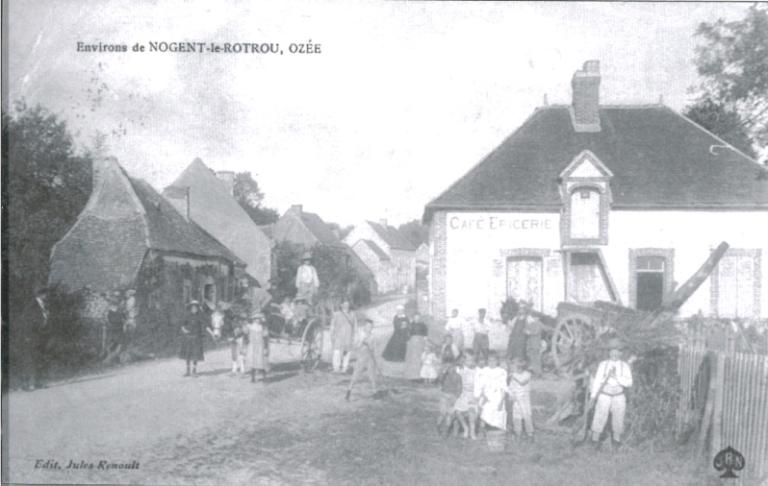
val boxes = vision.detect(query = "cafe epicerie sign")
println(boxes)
[448,214,556,231]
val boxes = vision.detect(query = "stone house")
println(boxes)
[345,220,417,293]
[49,157,242,341]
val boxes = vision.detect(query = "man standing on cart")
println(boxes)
[295,251,320,304]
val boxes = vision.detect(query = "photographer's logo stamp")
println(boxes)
[713,446,745,479]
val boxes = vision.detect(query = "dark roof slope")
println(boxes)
[367,221,417,251]
[130,178,242,264]
[425,105,768,219]
[301,211,344,247]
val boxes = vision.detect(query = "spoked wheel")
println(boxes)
[551,313,596,374]
[300,317,324,372]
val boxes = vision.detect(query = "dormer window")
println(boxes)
[559,150,612,246]
[570,187,601,239]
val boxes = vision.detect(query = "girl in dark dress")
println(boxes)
[382,305,410,362]
[180,300,206,376]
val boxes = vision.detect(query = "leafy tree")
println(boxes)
[686,4,768,160]
[326,221,353,241]
[3,101,93,384]
[233,171,279,225]
[398,219,429,247]
[3,101,93,309]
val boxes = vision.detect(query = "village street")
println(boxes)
[6,296,705,486]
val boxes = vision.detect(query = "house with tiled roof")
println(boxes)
[424,60,768,320]
[345,219,417,293]
[162,158,273,287]
[272,204,377,294]
[49,157,242,340]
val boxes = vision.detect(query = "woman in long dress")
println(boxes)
[331,300,357,373]
[382,304,410,362]
[404,312,428,379]
[180,300,206,377]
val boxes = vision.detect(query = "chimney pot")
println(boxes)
[571,60,601,132]
[379,218,388,227]
[291,204,303,214]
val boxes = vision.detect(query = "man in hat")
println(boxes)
[180,300,206,377]
[589,338,633,449]
[295,251,320,304]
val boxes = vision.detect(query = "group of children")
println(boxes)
[435,337,535,441]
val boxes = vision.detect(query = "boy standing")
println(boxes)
[436,359,462,436]
[454,351,479,439]
[346,319,379,400]
[472,308,490,361]
[507,357,534,440]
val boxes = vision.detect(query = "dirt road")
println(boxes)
[6,297,704,485]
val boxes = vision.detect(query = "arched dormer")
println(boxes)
[559,150,612,245]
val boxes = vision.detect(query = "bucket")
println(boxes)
[486,430,506,452]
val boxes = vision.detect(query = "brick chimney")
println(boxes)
[571,60,601,132]
[291,204,303,214]
[215,171,235,196]
[379,218,388,227]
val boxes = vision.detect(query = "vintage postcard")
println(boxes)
[3,1,768,485]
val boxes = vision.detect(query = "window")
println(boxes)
[629,250,674,311]
[562,185,608,245]
[712,249,761,318]
[570,188,601,239]
[506,256,543,311]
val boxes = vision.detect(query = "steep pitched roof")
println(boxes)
[425,105,768,220]
[49,158,239,292]
[362,239,391,261]
[129,178,241,263]
[366,221,417,251]
[163,158,272,283]
[300,211,345,247]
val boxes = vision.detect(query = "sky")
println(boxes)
[7,1,753,226]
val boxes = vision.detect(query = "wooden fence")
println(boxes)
[678,340,768,485]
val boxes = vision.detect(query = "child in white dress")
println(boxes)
[475,352,508,433]
[420,344,440,383]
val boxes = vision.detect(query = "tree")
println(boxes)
[3,101,93,385]
[686,4,768,161]
[3,101,93,307]
[233,171,279,225]
[398,219,429,247]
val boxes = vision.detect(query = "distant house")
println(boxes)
[272,205,377,294]
[345,219,417,293]
[49,157,242,339]
[351,239,394,293]
[163,158,273,287]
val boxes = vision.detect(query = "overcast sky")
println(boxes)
[8,1,752,226]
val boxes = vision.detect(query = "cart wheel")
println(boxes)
[552,314,596,374]
[300,317,324,372]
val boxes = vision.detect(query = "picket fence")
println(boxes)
[678,335,768,485]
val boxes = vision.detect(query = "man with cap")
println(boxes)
[295,252,320,304]
[589,337,633,449]
[180,300,206,377]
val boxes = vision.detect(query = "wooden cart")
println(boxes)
[550,242,730,374]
